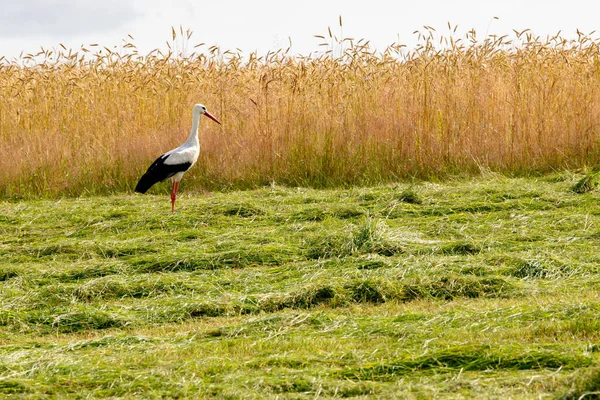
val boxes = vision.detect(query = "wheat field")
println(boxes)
[2,26,600,197]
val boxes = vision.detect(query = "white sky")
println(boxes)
[1,0,600,60]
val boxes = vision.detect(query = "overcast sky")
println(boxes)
[1,0,599,60]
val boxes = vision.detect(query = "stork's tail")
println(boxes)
[135,173,158,194]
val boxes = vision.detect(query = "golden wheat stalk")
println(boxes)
[1,27,599,197]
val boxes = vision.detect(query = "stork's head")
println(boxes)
[193,104,221,124]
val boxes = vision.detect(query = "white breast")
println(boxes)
[164,145,200,166]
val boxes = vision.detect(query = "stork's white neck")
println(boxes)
[184,111,201,147]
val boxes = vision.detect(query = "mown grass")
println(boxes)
[1,174,600,397]
[2,26,600,198]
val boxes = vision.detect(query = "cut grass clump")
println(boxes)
[74,276,182,300]
[291,206,364,222]
[209,247,295,268]
[506,258,570,279]
[291,207,329,222]
[261,286,339,312]
[68,335,155,350]
[305,218,402,259]
[131,246,294,273]
[0,380,31,395]
[257,275,511,313]
[511,259,549,279]
[401,275,512,301]
[305,233,352,259]
[0,267,19,281]
[55,264,122,282]
[264,377,375,397]
[219,203,265,217]
[571,172,600,194]
[268,377,313,394]
[356,259,389,270]
[332,206,364,219]
[95,244,156,258]
[348,280,388,304]
[351,218,403,256]
[561,367,600,400]
[148,302,233,323]
[440,241,481,255]
[531,317,600,339]
[185,303,231,319]
[129,256,211,273]
[51,311,125,333]
[33,243,92,259]
[340,345,591,381]
[395,188,423,204]
[0,310,18,327]
[542,171,573,183]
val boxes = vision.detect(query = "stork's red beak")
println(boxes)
[204,111,221,125]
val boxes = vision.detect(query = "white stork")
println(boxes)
[135,104,221,213]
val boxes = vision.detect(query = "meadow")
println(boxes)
[3,26,600,398]
[2,175,600,398]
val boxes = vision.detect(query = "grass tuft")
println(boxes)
[571,172,600,193]
[395,188,423,204]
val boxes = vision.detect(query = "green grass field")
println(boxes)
[2,173,600,398]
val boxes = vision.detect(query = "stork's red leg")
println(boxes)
[171,181,177,214]
[171,181,181,214]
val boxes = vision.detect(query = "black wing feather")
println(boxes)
[135,154,192,193]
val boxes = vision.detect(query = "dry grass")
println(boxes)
[2,25,600,197]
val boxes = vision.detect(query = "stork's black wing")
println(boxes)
[134,154,192,193]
